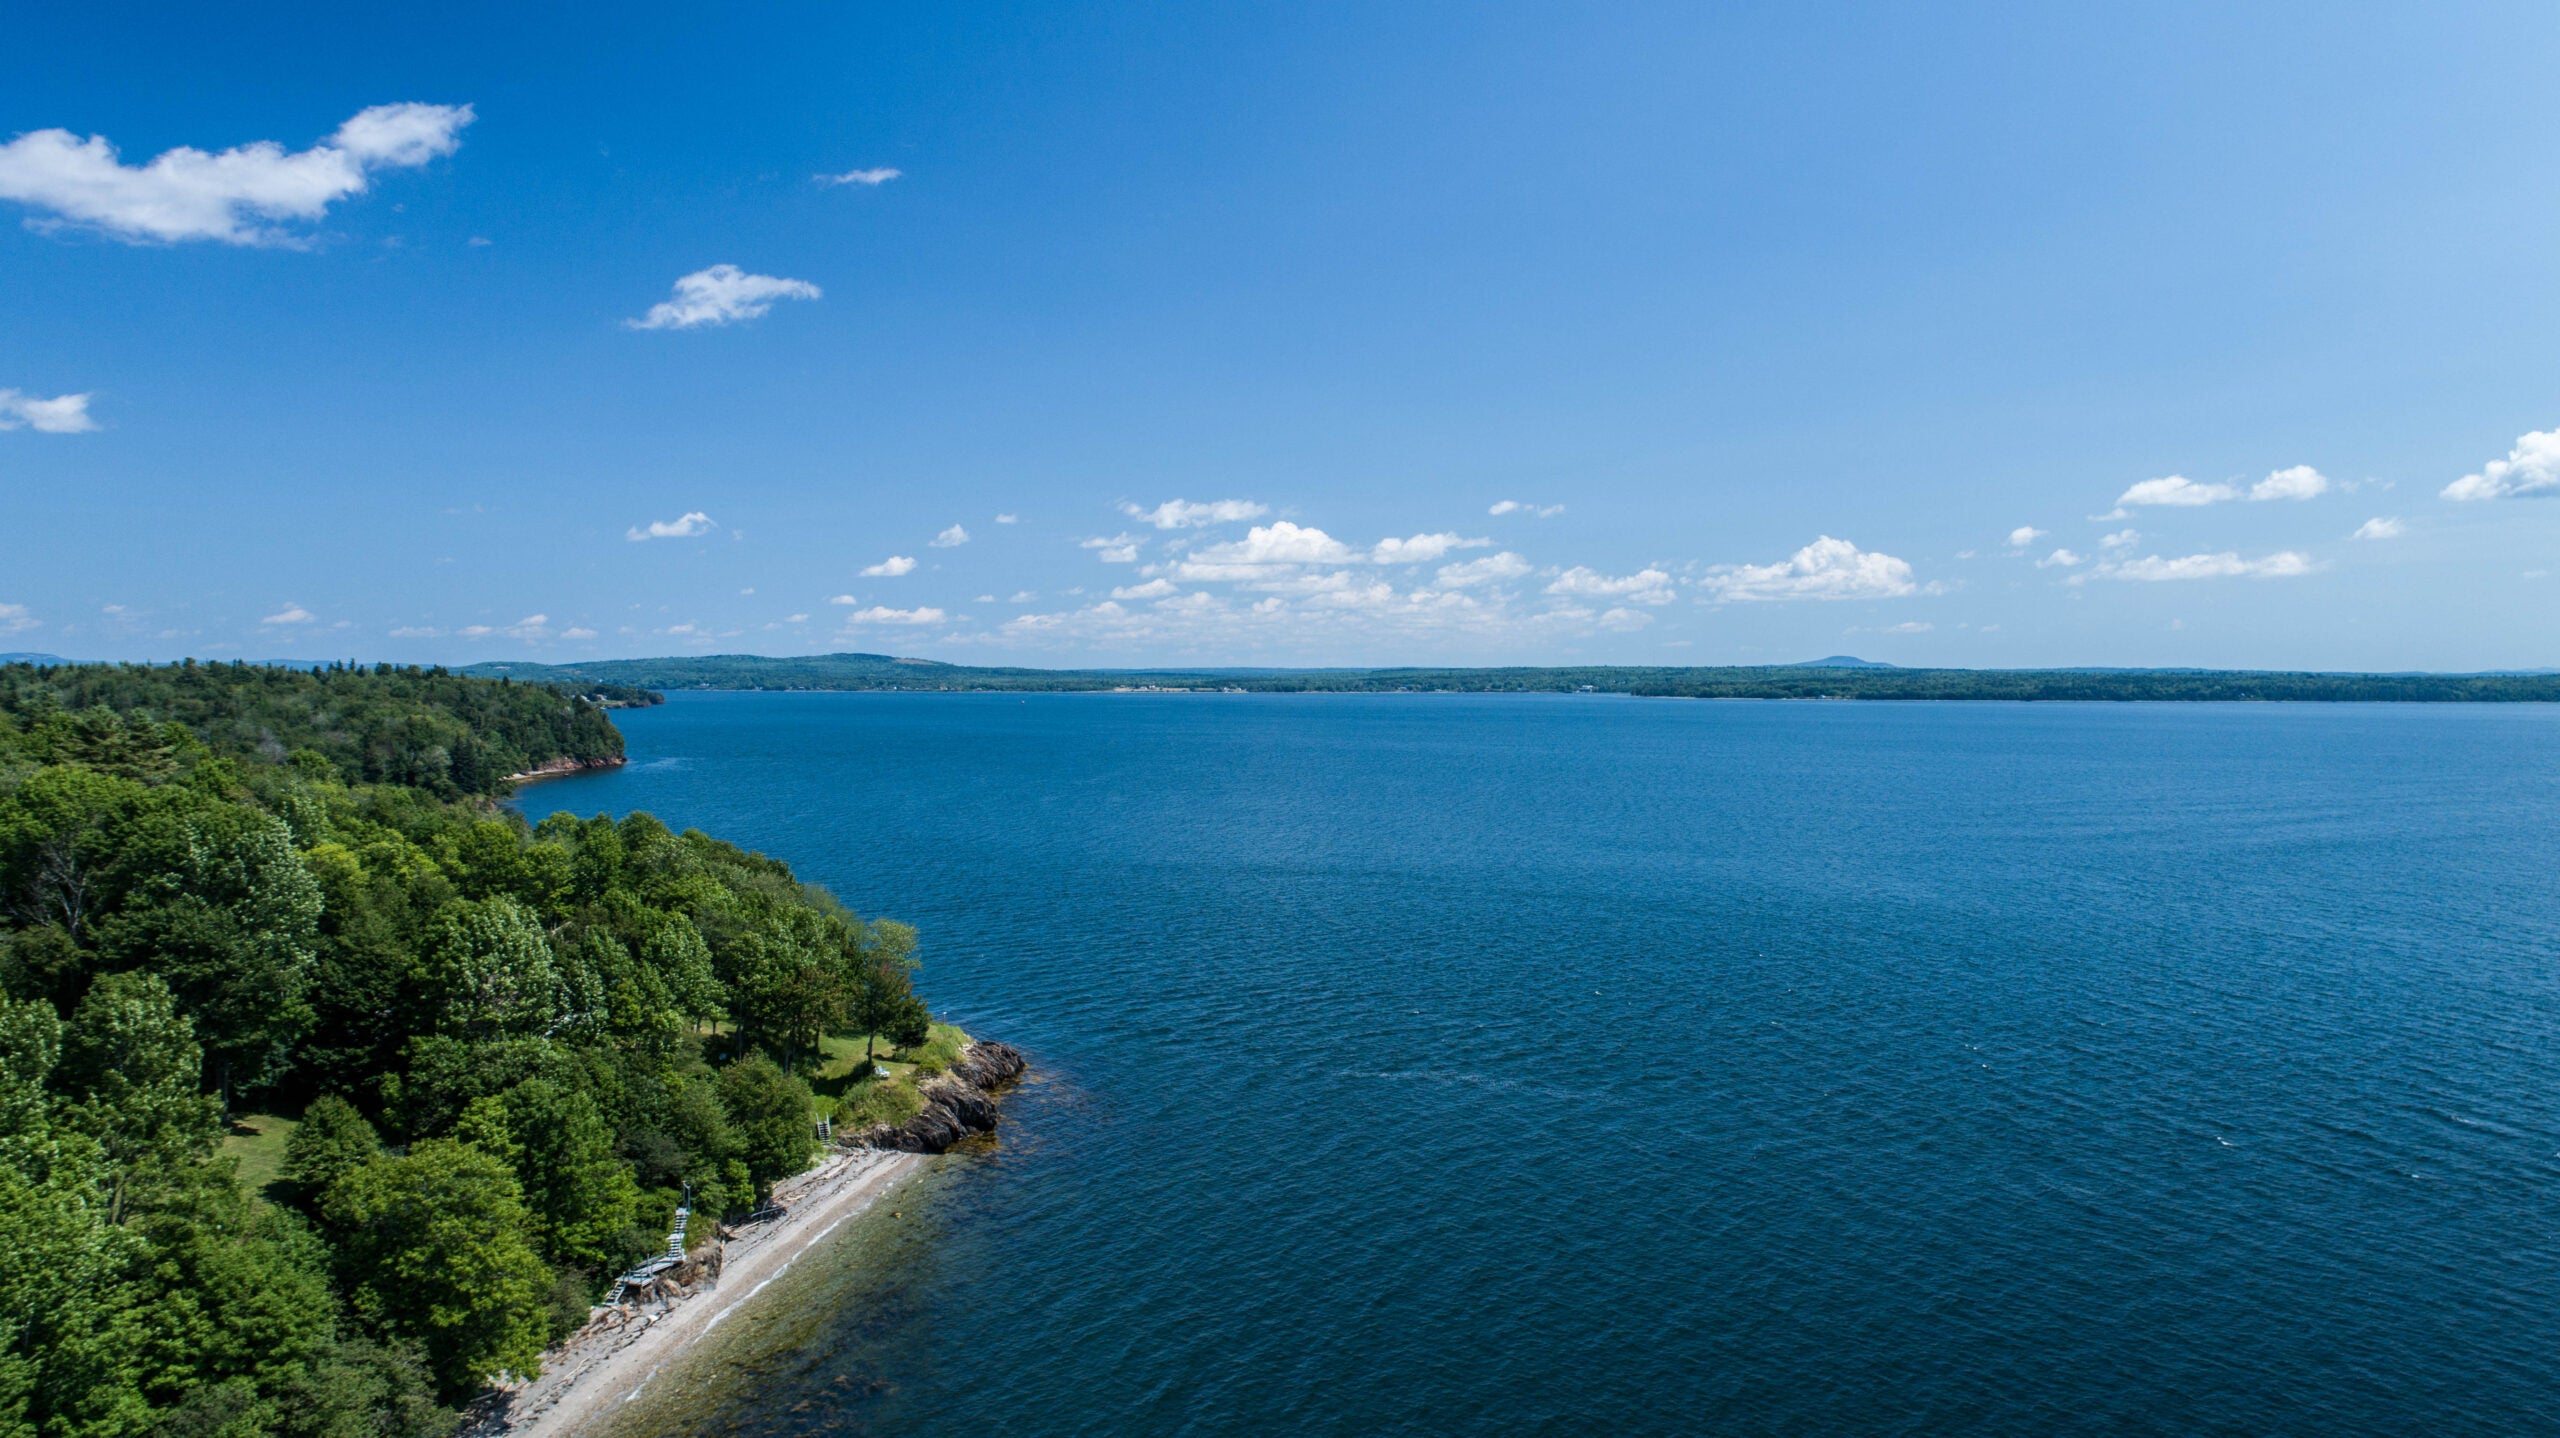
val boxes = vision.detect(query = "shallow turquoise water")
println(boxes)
[537,693,2560,1435]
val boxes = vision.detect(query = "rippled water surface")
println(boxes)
[539,694,2560,1436]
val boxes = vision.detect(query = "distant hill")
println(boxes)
[0,653,67,665]
[452,652,2560,702]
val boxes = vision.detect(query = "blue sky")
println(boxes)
[6,1,2560,669]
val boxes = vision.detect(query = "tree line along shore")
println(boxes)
[452,652,2560,701]
[0,661,962,1436]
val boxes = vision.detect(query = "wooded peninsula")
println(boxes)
[458,652,2560,701]
[0,660,953,1435]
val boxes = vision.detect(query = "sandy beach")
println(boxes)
[481,1148,926,1438]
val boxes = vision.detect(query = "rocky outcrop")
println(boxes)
[504,755,626,785]
[856,1041,1027,1153]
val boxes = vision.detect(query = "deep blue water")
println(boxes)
[537,694,2560,1436]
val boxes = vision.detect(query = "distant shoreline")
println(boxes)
[458,653,2560,704]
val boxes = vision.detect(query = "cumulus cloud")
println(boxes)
[1123,498,1268,529]
[0,103,472,245]
[2035,548,2083,568]
[261,605,315,625]
[0,390,97,433]
[1370,532,1487,565]
[838,605,945,626]
[627,264,821,330]
[860,555,917,577]
[931,524,970,548]
[2007,526,2045,547]
[2251,465,2329,501]
[1081,534,1142,563]
[1488,500,1565,517]
[815,167,901,186]
[0,603,36,636]
[1434,552,1532,588]
[995,513,1018,524]
[1110,578,1178,600]
[1176,521,1356,577]
[2090,551,2314,581]
[1700,536,1918,602]
[1545,566,1675,604]
[2099,528,2140,550]
[2444,429,2560,501]
[2353,516,2404,540]
[561,626,597,639]
[626,510,716,541]
[2116,475,2239,509]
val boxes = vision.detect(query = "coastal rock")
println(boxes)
[857,1040,1027,1154]
[503,754,627,784]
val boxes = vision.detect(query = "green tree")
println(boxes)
[0,996,156,1438]
[281,1096,378,1200]
[848,919,922,1065]
[717,1057,813,1203]
[416,897,557,1040]
[108,813,322,1103]
[320,1140,551,1399]
[453,1080,637,1273]
[55,972,223,1221]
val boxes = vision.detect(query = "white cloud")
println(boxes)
[2099,528,2140,550]
[1082,534,1142,563]
[815,167,901,186]
[838,605,946,626]
[2116,475,2239,508]
[995,513,1018,525]
[1488,500,1566,517]
[1545,566,1675,605]
[0,603,36,636]
[2251,465,2329,501]
[626,510,716,541]
[1434,552,1532,588]
[2007,526,2045,547]
[2035,548,2084,568]
[1123,498,1268,529]
[1370,532,1487,565]
[561,626,597,639]
[2353,516,2404,540]
[1700,536,1918,602]
[861,555,917,577]
[785,613,810,623]
[1111,578,1178,600]
[0,390,97,433]
[388,625,439,638]
[1175,521,1356,578]
[261,605,315,625]
[1883,620,1933,634]
[2444,429,2560,501]
[627,264,821,330]
[931,524,970,548]
[2091,550,2315,581]
[0,103,472,245]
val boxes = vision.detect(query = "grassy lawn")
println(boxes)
[802,1025,970,1131]
[222,1112,299,1203]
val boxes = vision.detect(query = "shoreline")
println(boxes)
[473,1148,926,1438]
[503,755,627,786]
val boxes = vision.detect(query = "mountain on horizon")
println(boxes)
[1788,655,1896,669]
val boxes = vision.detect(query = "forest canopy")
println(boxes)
[0,664,927,1435]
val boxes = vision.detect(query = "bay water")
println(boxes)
[536,693,2560,1435]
